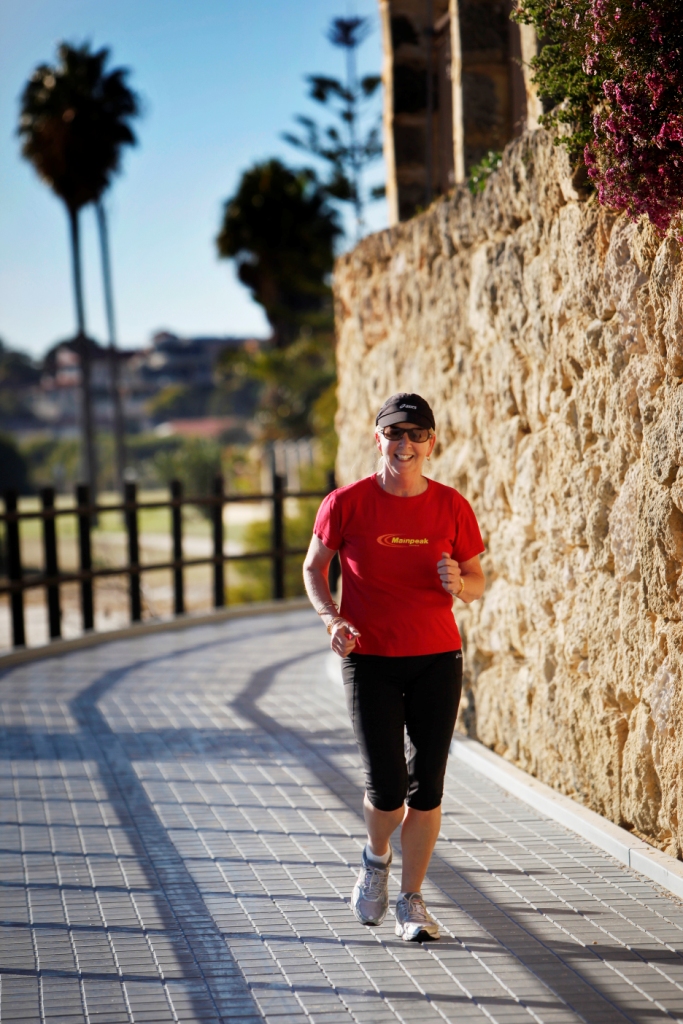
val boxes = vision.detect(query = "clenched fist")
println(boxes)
[437,551,464,599]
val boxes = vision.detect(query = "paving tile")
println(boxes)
[3,611,683,1024]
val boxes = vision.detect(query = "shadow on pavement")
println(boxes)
[0,629,304,1022]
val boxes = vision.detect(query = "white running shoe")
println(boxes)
[351,846,392,926]
[394,892,440,941]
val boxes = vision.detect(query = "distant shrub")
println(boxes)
[0,433,30,494]
[19,436,78,492]
[154,438,223,517]
[228,498,320,603]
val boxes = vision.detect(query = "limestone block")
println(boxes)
[610,465,640,582]
[650,238,683,377]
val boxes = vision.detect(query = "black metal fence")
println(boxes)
[0,468,338,649]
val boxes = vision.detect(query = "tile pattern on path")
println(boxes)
[1,608,683,1023]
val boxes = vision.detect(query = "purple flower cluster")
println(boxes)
[581,0,683,233]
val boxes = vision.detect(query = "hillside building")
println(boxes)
[23,332,257,438]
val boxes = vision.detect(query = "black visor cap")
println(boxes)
[375,393,435,431]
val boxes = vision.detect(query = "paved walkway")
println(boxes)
[1,609,683,1024]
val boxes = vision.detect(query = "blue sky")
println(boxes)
[0,0,386,357]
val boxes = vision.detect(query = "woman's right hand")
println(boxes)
[329,618,360,657]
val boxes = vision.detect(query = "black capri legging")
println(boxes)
[342,650,462,812]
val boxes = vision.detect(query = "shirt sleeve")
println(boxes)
[314,490,343,551]
[452,494,485,563]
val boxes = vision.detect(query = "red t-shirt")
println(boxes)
[314,474,484,657]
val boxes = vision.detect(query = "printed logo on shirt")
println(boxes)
[377,533,429,548]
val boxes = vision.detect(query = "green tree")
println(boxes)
[284,16,383,239]
[0,339,41,423]
[146,384,209,422]
[0,340,41,390]
[0,434,30,494]
[218,331,336,441]
[18,42,139,493]
[216,160,340,349]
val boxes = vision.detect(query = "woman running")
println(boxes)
[303,393,485,942]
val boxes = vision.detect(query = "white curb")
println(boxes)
[451,733,683,901]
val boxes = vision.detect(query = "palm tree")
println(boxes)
[18,42,138,494]
[217,160,340,348]
[96,197,127,494]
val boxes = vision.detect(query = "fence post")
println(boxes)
[76,484,94,631]
[213,474,225,608]
[271,465,285,600]
[41,487,61,640]
[4,491,25,647]
[171,479,184,616]
[326,470,341,597]
[125,481,141,622]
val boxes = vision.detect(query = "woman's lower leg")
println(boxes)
[362,794,442,890]
[363,793,404,857]
[399,805,441,892]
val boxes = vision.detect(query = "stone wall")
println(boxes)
[333,129,683,856]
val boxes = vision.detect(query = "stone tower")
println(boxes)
[378,0,542,222]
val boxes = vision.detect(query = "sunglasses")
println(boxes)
[380,425,432,443]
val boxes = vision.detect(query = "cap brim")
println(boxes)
[377,410,433,429]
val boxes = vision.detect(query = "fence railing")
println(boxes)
[0,468,338,649]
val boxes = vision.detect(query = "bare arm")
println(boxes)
[436,553,486,604]
[303,534,360,656]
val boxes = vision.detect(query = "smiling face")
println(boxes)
[375,420,436,478]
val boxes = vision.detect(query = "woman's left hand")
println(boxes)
[437,551,463,598]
